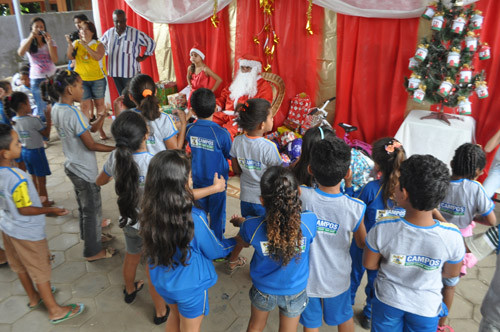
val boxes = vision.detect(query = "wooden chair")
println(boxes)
[261,72,285,117]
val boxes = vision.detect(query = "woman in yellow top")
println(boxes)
[66,20,108,139]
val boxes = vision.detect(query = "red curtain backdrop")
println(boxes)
[235,0,324,128]
[473,0,500,180]
[169,7,231,96]
[334,15,419,144]
[97,0,159,104]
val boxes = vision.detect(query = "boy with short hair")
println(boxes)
[299,137,367,332]
[186,88,231,240]
[363,155,465,332]
[13,65,37,113]
[0,124,84,324]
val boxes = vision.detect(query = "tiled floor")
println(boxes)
[0,121,497,331]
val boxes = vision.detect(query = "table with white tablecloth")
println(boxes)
[394,110,476,168]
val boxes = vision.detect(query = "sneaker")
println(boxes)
[359,313,371,330]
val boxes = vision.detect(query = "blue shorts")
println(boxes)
[162,289,209,319]
[82,78,107,100]
[371,295,439,332]
[300,289,353,328]
[22,147,51,177]
[241,201,266,218]
[249,285,308,318]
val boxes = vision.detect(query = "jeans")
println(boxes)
[112,76,132,96]
[483,160,500,198]
[31,78,47,122]
[249,285,308,318]
[65,167,102,257]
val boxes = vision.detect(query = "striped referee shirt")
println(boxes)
[100,26,155,78]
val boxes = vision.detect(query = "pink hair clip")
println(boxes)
[385,140,402,154]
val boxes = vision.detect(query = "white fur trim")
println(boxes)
[238,59,262,71]
[190,48,205,60]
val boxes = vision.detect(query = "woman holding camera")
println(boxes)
[18,17,58,123]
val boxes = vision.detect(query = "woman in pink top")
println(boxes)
[186,45,222,108]
[17,17,58,123]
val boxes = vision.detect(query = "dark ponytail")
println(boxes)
[111,110,148,227]
[43,69,81,101]
[129,74,160,121]
[4,92,29,115]
[450,143,486,180]
[235,98,271,132]
[371,137,406,208]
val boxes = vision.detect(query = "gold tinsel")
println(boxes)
[211,0,219,28]
[306,0,314,35]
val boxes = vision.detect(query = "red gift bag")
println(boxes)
[287,93,312,123]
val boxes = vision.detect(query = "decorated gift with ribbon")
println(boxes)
[287,92,312,123]
[459,64,472,83]
[415,44,429,61]
[447,48,461,68]
[413,85,426,103]
[471,10,483,30]
[479,43,491,60]
[431,12,445,31]
[408,73,421,90]
[438,78,454,97]
[452,14,467,34]
[167,92,187,110]
[156,81,178,106]
[422,3,437,20]
[465,32,478,51]
[457,96,472,115]
[475,81,489,99]
[409,57,419,70]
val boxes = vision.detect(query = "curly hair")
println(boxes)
[235,98,270,132]
[310,137,351,187]
[450,143,486,180]
[129,74,160,121]
[111,111,148,228]
[140,150,194,268]
[3,92,29,116]
[261,166,303,266]
[372,137,406,208]
[399,155,450,211]
[43,69,81,99]
[290,125,336,187]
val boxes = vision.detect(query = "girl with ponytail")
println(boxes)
[96,110,170,324]
[349,137,407,329]
[231,166,317,332]
[128,73,187,154]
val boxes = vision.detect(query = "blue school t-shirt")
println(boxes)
[240,211,317,295]
[149,207,236,300]
[356,179,405,231]
[186,119,231,187]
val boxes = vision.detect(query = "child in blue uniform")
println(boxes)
[350,137,406,328]
[232,166,317,332]
[9,92,53,205]
[141,150,236,331]
[0,124,84,324]
[299,137,366,332]
[437,143,496,330]
[186,88,232,240]
[364,155,465,332]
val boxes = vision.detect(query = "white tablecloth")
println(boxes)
[395,110,476,168]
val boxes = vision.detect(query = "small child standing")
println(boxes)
[186,45,222,108]
[364,155,465,332]
[0,81,14,126]
[141,150,236,331]
[8,92,53,205]
[299,137,366,332]
[0,124,84,324]
[186,88,231,240]
[13,65,37,114]
[437,143,496,329]
[128,74,187,154]
[49,69,115,261]
[233,166,317,332]
[227,98,281,273]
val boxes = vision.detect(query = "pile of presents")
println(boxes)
[156,81,187,114]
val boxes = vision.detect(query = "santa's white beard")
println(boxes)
[229,68,259,103]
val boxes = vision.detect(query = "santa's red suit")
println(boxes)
[213,78,273,138]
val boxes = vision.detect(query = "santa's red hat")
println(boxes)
[190,44,205,60]
[238,54,262,72]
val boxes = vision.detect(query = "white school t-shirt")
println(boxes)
[438,179,494,230]
[145,113,178,155]
[103,150,153,229]
[301,186,366,298]
[12,115,45,149]
[229,135,282,204]
[366,217,465,317]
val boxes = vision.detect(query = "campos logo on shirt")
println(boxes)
[139,176,145,187]
[260,237,307,256]
[18,130,30,139]
[439,202,465,216]
[238,158,262,170]
[146,135,156,145]
[190,136,214,151]
[56,127,66,138]
[390,254,441,270]
[317,219,339,234]
[376,208,405,222]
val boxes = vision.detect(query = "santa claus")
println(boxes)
[213,54,273,137]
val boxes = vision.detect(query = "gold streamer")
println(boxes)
[254,0,278,72]
[211,0,219,28]
[306,0,313,35]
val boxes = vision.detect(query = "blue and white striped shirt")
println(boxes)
[100,26,155,78]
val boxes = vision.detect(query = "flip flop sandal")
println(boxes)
[101,218,112,228]
[226,256,247,275]
[437,326,455,332]
[153,305,170,325]
[123,281,144,304]
[27,286,56,309]
[50,303,85,324]
[86,248,116,262]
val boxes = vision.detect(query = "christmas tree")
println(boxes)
[405,0,490,123]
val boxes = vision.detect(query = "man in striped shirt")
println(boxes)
[100,9,156,95]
